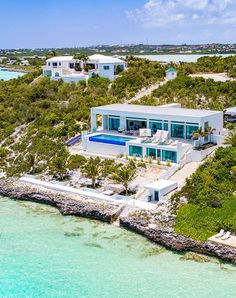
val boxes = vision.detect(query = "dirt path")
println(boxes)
[125,79,167,103]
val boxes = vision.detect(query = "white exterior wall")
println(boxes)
[200,112,224,136]
[98,63,115,81]
[166,71,177,81]
[85,138,128,156]
[146,181,178,202]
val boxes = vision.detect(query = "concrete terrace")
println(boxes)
[209,235,236,249]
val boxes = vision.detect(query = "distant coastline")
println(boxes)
[0,66,28,73]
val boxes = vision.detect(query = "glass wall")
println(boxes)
[186,125,198,139]
[162,150,177,163]
[163,122,168,131]
[127,119,147,130]
[149,121,162,133]
[171,123,185,138]
[109,117,120,130]
[146,148,161,159]
[146,148,156,159]
[129,146,143,157]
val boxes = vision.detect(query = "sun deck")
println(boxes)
[208,235,236,249]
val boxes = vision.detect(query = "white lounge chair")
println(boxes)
[215,229,224,238]
[221,231,231,240]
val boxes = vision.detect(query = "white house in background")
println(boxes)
[42,54,126,82]
[20,60,30,66]
[165,67,177,80]
[81,103,224,164]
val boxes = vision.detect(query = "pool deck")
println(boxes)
[208,235,236,249]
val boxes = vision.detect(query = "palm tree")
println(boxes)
[224,129,236,147]
[192,127,207,140]
[46,50,58,59]
[192,127,207,147]
[111,164,137,196]
[73,53,89,71]
[81,157,102,188]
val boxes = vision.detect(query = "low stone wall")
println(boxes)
[0,179,124,223]
[120,209,236,263]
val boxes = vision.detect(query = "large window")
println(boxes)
[52,62,57,67]
[171,123,185,138]
[109,117,120,130]
[129,146,143,157]
[69,63,75,69]
[162,150,177,163]
[149,121,162,133]
[186,125,198,139]
[127,119,147,130]
[163,122,168,131]
[146,148,156,159]
[103,66,110,70]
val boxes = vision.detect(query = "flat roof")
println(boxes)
[47,54,124,64]
[225,107,236,115]
[47,56,73,61]
[92,104,221,118]
[145,179,177,190]
[89,54,124,63]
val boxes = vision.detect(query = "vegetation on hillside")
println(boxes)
[134,75,236,110]
[111,57,165,100]
[174,146,236,241]
[0,58,165,176]
[177,55,236,77]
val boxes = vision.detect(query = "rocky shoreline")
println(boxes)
[0,179,124,223]
[120,210,236,263]
[0,179,236,263]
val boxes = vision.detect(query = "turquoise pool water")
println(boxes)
[1,196,236,298]
[0,68,25,80]
[89,134,134,146]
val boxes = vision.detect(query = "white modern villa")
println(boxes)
[42,54,126,82]
[81,103,224,164]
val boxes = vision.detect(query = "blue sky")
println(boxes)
[1,0,236,48]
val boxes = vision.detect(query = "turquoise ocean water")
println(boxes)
[0,69,25,80]
[0,196,236,298]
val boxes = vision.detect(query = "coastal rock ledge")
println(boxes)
[120,211,236,263]
[1,179,236,263]
[0,179,124,223]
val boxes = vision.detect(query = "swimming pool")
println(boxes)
[89,134,134,146]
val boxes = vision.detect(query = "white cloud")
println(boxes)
[125,0,235,27]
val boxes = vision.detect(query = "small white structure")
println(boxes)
[42,54,126,82]
[145,179,178,202]
[20,60,30,66]
[165,67,177,81]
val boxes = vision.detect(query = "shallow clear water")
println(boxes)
[1,196,236,298]
[0,69,25,80]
